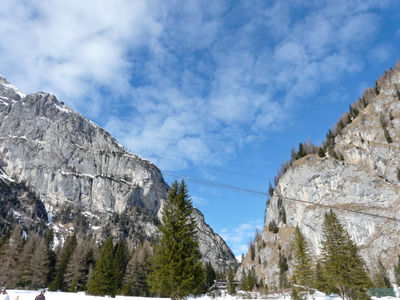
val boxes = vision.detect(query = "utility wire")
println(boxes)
[162,171,400,223]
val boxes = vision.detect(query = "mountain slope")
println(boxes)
[237,61,400,288]
[0,75,236,271]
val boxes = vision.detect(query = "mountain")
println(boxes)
[0,75,236,271]
[237,61,400,288]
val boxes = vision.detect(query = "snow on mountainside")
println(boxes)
[237,61,400,288]
[0,75,236,271]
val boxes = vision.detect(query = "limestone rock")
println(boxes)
[0,75,236,271]
[237,62,400,288]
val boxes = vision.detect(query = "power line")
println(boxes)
[163,171,267,196]
[162,171,400,223]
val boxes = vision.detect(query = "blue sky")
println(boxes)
[1,0,400,257]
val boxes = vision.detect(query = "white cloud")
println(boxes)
[220,219,263,256]
[0,0,394,172]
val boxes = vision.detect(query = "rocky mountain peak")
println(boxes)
[0,75,236,271]
[237,61,400,288]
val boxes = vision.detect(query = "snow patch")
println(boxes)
[0,170,15,182]
[0,80,26,98]
[54,103,72,114]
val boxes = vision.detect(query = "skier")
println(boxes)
[34,289,45,300]
[0,287,10,300]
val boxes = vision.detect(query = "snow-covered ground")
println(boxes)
[5,290,399,300]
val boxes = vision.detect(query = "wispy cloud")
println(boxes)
[220,219,264,257]
[0,0,394,171]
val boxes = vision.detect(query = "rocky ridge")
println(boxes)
[0,75,236,271]
[237,62,400,288]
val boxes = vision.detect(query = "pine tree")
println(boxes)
[320,210,371,300]
[45,229,58,286]
[394,255,400,286]
[122,240,153,296]
[279,251,289,289]
[114,239,130,292]
[65,237,96,292]
[87,238,118,296]
[49,234,77,291]
[204,261,216,292]
[291,226,313,296]
[227,265,236,295]
[314,261,329,293]
[147,180,204,298]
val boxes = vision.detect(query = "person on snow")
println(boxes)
[0,287,10,300]
[34,289,45,300]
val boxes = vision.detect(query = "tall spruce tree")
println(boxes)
[147,180,204,298]
[45,229,58,286]
[291,226,314,296]
[122,240,153,296]
[320,210,371,300]
[49,234,77,291]
[227,265,236,295]
[87,238,118,297]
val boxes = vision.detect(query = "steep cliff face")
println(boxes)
[237,62,400,288]
[0,75,236,271]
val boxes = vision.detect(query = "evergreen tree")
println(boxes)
[320,210,371,300]
[65,237,96,292]
[122,240,153,296]
[204,261,216,292]
[49,234,77,291]
[147,180,204,298]
[45,229,58,286]
[87,238,118,297]
[394,255,400,286]
[314,261,329,293]
[227,265,236,295]
[279,251,289,289]
[114,239,130,291]
[291,226,313,296]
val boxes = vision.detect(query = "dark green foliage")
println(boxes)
[268,220,279,234]
[375,81,380,95]
[280,207,287,224]
[147,180,204,298]
[314,261,329,293]
[250,240,255,261]
[114,239,130,291]
[122,241,153,296]
[66,238,96,292]
[320,210,371,300]
[45,229,57,285]
[397,168,400,182]
[374,260,392,288]
[268,182,274,197]
[87,238,118,297]
[204,262,216,292]
[292,226,313,293]
[278,252,289,289]
[241,268,256,291]
[49,234,77,291]
[394,255,400,286]
[297,143,307,159]
[227,265,236,295]
[318,147,325,157]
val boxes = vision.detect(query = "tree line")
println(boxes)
[0,180,225,298]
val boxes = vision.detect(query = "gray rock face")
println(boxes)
[0,75,236,271]
[237,63,400,288]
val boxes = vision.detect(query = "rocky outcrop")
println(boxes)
[237,62,400,288]
[0,75,236,271]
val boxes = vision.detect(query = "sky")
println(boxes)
[1,0,400,258]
